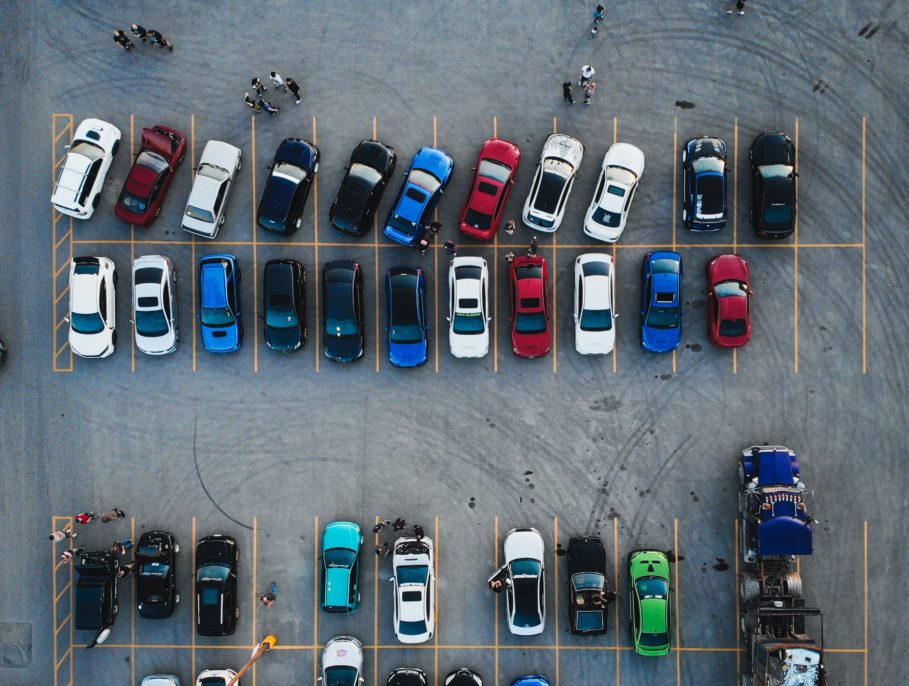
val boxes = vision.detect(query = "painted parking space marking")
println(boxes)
[51,114,75,372]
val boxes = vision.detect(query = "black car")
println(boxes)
[750,131,797,239]
[444,669,483,686]
[74,550,119,646]
[330,140,397,235]
[136,530,180,619]
[195,534,239,636]
[264,258,306,352]
[387,667,428,686]
[682,137,728,231]
[257,138,320,235]
[567,536,614,635]
[322,260,365,363]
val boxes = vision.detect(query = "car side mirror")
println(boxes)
[388,577,395,582]
[317,678,323,683]
[793,171,799,178]
[129,319,136,325]
[486,317,491,322]
[63,316,70,324]
[614,313,619,319]
[445,316,451,322]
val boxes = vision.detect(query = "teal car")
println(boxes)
[628,549,672,656]
[321,521,363,613]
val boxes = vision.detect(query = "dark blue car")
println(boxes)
[385,266,428,368]
[681,137,728,231]
[640,251,682,353]
[199,254,242,353]
[257,138,319,235]
[383,147,454,247]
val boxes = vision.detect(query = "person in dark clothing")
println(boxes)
[443,240,457,256]
[726,0,746,14]
[428,221,442,236]
[562,81,575,105]
[392,518,406,532]
[528,236,538,256]
[147,29,174,51]
[130,24,148,41]
[251,77,267,96]
[259,99,280,117]
[244,92,260,111]
[113,30,134,51]
[285,77,302,104]
[413,525,425,542]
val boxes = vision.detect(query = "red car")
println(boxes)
[458,138,521,241]
[707,254,752,347]
[115,125,187,226]
[509,255,551,357]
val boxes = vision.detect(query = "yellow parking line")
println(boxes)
[55,646,71,670]
[794,117,800,373]
[51,515,59,686]
[733,119,739,375]
[864,520,869,686]
[54,285,69,306]
[373,515,380,686]
[433,116,440,373]
[613,116,619,374]
[55,260,69,279]
[553,517,560,686]
[861,117,868,374]
[613,516,620,686]
[54,228,72,250]
[191,115,197,372]
[51,118,59,371]
[314,516,320,686]
[552,117,558,374]
[252,115,259,372]
[434,516,440,686]
[191,516,196,677]
[54,614,70,636]
[672,117,678,375]
[55,582,71,604]
[55,340,69,358]
[494,516,500,686]
[53,124,72,144]
[129,115,136,373]
[494,117,499,373]
[55,317,67,332]
[674,518,681,686]
[375,227,381,373]
[734,519,741,677]
[252,515,259,686]
[314,118,321,372]
[493,115,498,139]
[131,518,136,685]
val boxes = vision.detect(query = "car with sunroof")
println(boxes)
[322,260,365,363]
[573,253,616,355]
[321,636,364,686]
[640,251,682,353]
[583,142,645,243]
[136,531,179,619]
[67,256,117,359]
[132,255,178,355]
[750,131,797,239]
[199,254,242,353]
[503,528,546,636]
[330,140,397,235]
[567,536,613,635]
[447,257,490,359]
[383,147,454,247]
[509,255,551,358]
[263,258,306,352]
[195,534,239,637]
[522,134,584,232]
[391,537,435,644]
[386,267,428,367]
[628,549,671,656]
[257,138,319,235]
[181,140,242,239]
[51,118,121,219]
[681,136,728,231]
[322,521,363,614]
[115,125,186,226]
[458,138,521,241]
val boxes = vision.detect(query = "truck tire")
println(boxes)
[783,572,802,597]
[740,573,760,602]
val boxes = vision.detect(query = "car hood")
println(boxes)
[70,329,113,358]
[324,334,362,362]
[200,140,241,168]
[413,147,454,183]
[322,637,363,670]
[542,134,584,167]
[266,323,302,352]
[603,142,645,174]
[576,326,615,355]
[753,133,792,165]
[642,324,680,352]
[505,530,544,563]
[389,339,428,367]
[324,522,361,550]
[202,323,240,353]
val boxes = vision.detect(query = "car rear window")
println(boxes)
[405,187,428,204]
[464,209,492,229]
[456,266,482,280]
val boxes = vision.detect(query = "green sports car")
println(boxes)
[321,521,363,613]
[628,549,671,656]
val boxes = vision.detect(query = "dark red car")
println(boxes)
[115,125,187,226]
[458,138,521,241]
[509,255,551,357]
[706,254,752,347]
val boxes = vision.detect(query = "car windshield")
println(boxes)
[326,283,358,336]
[391,322,423,345]
[396,564,429,585]
[636,578,668,599]
[135,309,169,337]
[759,163,793,179]
[185,205,215,223]
[572,572,605,591]
[266,307,298,330]
[651,258,680,274]
[606,166,637,185]
[273,161,306,183]
[140,563,170,577]
[197,564,229,582]
[350,162,382,185]
[453,312,485,335]
[715,280,746,298]
[763,203,792,224]
[478,158,512,183]
[534,170,567,214]
[515,311,546,334]
[591,207,621,227]
[70,141,104,161]
[580,308,612,332]
[202,305,235,327]
[324,548,357,568]
[510,559,541,577]
[409,168,441,193]
[639,631,669,647]
[325,666,359,686]
[137,150,169,174]
[646,306,679,329]
[576,610,605,632]
[399,619,428,636]
[691,156,723,174]
[720,319,747,337]
[70,312,104,335]
[198,163,229,182]
[120,191,148,213]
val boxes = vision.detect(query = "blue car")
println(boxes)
[199,254,242,353]
[385,266,428,368]
[512,676,550,686]
[383,147,454,246]
[640,251,682,353]
[681,137,728,231]
[321,521,363,614]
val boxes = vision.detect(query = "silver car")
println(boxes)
[182,140,242,238]
[132,255,179,355]
[522,134,584,232]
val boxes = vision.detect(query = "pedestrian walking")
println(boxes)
[74,512,97,525]
[49,528,76,542]
[251,77,267,97]
[113,30,134,51]
[373,520,391,533]
[392,518,407,532]
[417,238,431,255]
[117,563,136,578]
[593,4,605,23]
[260,592,275,607]
[505,252,515,264]
[269,71,287,92]
[111,538,133,556]
[130,23,148,42]
[590,24,598,38]
[413,525,425,542]
[428,221,442,236]
[562,81,575,105]
[443,240,457,256]
[259,99,280,117]
[578,65,595,88]
[528,236,538,256]
[244,92,261,112]
[726,0,746,14]
[285,77,302,104]
[374,543,390,557]
[147,29,173,51]
[584,82,597,105]
[503,219,516,236]
[100,509,126,523]
[60,548,83,563]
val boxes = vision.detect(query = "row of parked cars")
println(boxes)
[52,118,797,243]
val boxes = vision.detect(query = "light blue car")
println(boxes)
[321,521,363,613]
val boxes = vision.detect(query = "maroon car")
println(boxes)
[706,254,752,347]
[459,138,521,241]
[115,125,187,227]
[509,255,551,357]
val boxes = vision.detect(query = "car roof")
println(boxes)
[201,263,228,307]
[71,271,100,314]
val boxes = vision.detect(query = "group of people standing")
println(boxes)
[113,24,173,52]
[244,72,303,117]
[52,508,133,573]
[373,518,426,556]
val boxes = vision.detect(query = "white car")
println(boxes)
[321,636,364,686]
[583,143,645,242]
[132,255,179,355]
[141,676,180,686]
[522,134,584,232]
[574,253,616,355]
[67,256,116,359]
[391,537,435,643]
[448,257,490,359]
[504,528,546,636]
[195,669,237,686]
[51,118,121,219]
[182,140,242,238]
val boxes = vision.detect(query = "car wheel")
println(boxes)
[172,268,178,282]
[681,209,687,222]
[93,195,101,209]
[235,606,240,619]
[112,140,120,156]
[740,572,760,602]
[113,270,118,285]
[175,328,180,342]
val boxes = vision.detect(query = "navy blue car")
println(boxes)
[199,254,242,353]
[383,147,454,247]
[681,137,728,231]
[385,266,428,368]
[640,251,682,353]
[322,260,365,363]
[257,138,319,235]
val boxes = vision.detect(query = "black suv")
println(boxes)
[136,530,180,618]
[75,550,119,646]
[264,258,307,352]
[749,131,797,239]
[195,534,239,636]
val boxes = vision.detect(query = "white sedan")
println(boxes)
[448,257,490,359]
[574,253,616,355]
[583,143,645,242]
[182,140,242,238]
[321,636,365,686]
[391,537,435,643]
[67,256,117,359]
[132,255,179,355]
[504,528,546,636]
[522,134,584,232]
[195,669,237,686]
[51,118,121,219]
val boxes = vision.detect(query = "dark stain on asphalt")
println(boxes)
[690,491,700,502]
[590,395,621,412]
[675,100,695,109]
[713,557,730,571]
[666,550,685,563]
[468,496,476,509]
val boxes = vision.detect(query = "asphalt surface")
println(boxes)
[1,2,908,685]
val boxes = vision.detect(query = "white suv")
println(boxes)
[182,140,242,238]
[51,118,121,219]
[391,537,435,644]
[447,257,490,358]
[67,256,117,358]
